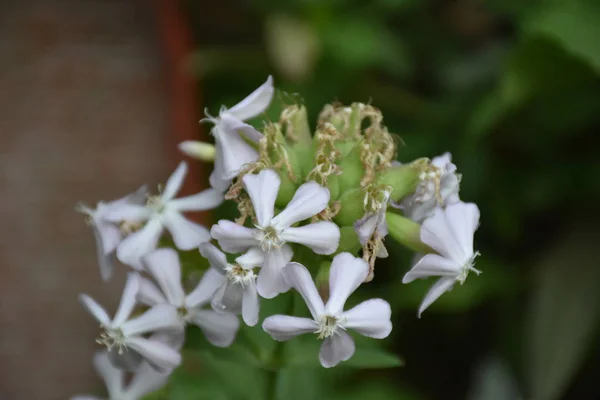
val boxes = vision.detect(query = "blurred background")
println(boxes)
[1,0,599,399]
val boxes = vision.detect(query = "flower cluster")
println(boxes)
[74,76,481,399]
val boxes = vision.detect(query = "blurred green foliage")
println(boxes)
[181,0,600,398]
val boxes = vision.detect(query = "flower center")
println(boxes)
[96,327,127,354]
[416,164,443,203]
[457,251,481,285]
[146,195,165,213]
[177,306,192,323]
[316,315,342,339]
[255,225,284,251]
[119,220,142,235]
[226,264,256,286]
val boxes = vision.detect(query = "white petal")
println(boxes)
[211,281,243,315]
[169,188,223,212]
[116,219,164,270]
[92,220,121,255]
[162,211,211,250]
[225,75,274,120]
[92,351,124,398]
[79,294,111,326]
[420,207,466,262]
[257,246,292,299]
[279,221,340,255]
[113,273,141,326]
[242,169,280,226]
[402,254,461,283]
[215,118,260,179]
[199,243,229,274]
[161,161,188,202]
[107,347,143,371]
[262,315,318,341]
[150,331,185,352]
[418,277,456,317]
[342,299,392,339]
[125,337,182,372]
[445,202,480,260]
[319,330,355,368]
[271,181,330,229]
[144,248,186,306]
[125,362,170,398]
[71,396,101,400]
[103,204,152,223]
[210,220,258,253]
[189,309,240,347]
[242,281,260,326]
[325,253,369,315]
[282,262,325,320]
[137,277,167,306]
[354,213,378,245]
[186,268,226,308]
[209,140,231,192]
[122,304,183,337]
[235,247,265,268]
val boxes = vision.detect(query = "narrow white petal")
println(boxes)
[189,310,240,347]
[93,351,124,398]
[279,222,340,255]
[103,204,152,223]
[97,251,115,283]
[116,219,164,270]
[225,75,274,120]
[271,181,330,229]
[93,220,122,255]
[262,315,318,341]
[113,273,141,326]
[137,277,167,306]
[354,213,378,245]
[122,304,183,337]
[325,253,369,315]
[242,281,260,326]
[79,294,111,326]
[209,140,231,192]
[144,249,186,306]
[126,337,182,372]
[71,396,101,400]
[418,277,456,317]
[107,347,143,371]
[169,188,223,212]
[242,169,280,227]
[282,263,325,320]
[257,247,292,299]
[215,119,260,179]
[235,247,265,268]
[211,281,243,315]
[162,211,211,250]
[319,330,356,368]
[402,254,461,283]
[199,243,229,274]
[161,162,188,202]
[124,362,170,399]
[177,140,216,161]
[186,268,226,308]
[445,202,480,260]
[420,207,466,262]
[150,331,185,352]
[210,220,258,253]
[342,299,392,339]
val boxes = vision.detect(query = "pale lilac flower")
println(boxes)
[71,350,170,400]
[402,152,461,223]
[403,202,481,317]
[203,76,274,191]
[104,162,223,269]
[138,248,240,347]
[211,169,340,299]
[354,210,389,259]
[199,243,285,326]
[263,253,392,368]
[79,273,183,372]
[76,186,147,281]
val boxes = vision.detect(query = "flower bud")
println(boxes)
[386,212,432,253]
[338,226,362,254]
[334,188,364,226]
[178,141,216,162]
[376,162,422,202]
[280,105,312,145]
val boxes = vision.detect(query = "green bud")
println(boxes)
[281,105,312,145]
[315,261,331,290]
[386,212,432,254]
[335,188,365,226]
[377,163,422,202]
[328,140,364,199]
[338,226,362,254]
[276,169,297,208]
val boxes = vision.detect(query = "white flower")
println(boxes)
[402,152,461,223]
[76,186,147,281]
[104,162,223,269]
[79,273,183,372]
[138,248,240,347]
[402,201,481,317]
[262,253,393,368]
[199,243,279,326]
[203,76,274,191]
[354,211,389,258]
[71,350,170,400]
[211,169,340,298]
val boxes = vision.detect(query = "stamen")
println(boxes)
[457,251,482,284]
[226,264,255,286]
[96,327,127,354]
[315,315,343,339]
[146,195,165,213]
[254,225,284,251]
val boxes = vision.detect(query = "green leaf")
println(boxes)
[526,226,600,400]
[275,367,327,400]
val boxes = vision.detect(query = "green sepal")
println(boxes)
[376,163,421,202]
[334,188,365,227]
[386,212,432,253]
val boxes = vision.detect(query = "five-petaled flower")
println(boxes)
[79,273,183,372]
[103,162,223,269]
[262,253,392,368]
[403,201,481,317]
[211,169,341,299]
[138,248,240,347]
